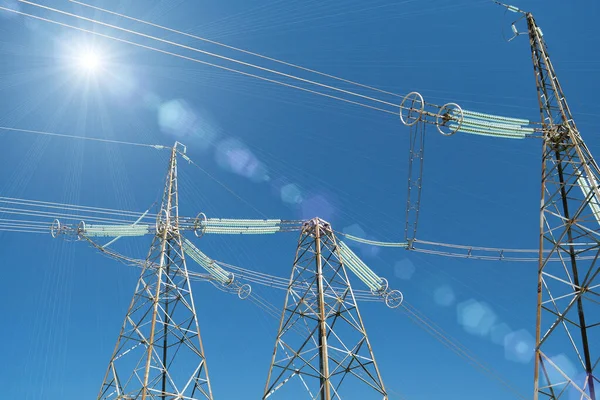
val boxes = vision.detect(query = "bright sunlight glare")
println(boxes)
[78,51,101,72]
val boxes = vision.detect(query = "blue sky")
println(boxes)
[1,0,599,399]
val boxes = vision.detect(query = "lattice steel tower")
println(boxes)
[97,143,213,400]
[501,6,600,400]
[263,218,388,399]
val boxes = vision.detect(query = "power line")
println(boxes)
[0,227,48,234]
[0,126,168,149]
[3,192,582,262]
[179,151,269,218]
[397,301,528,400]
[7,3,399,117]
[20,0,401,110]
[0,207,145,225]
[4,2,537,136]
[68,0,406,100]
[0,196,156,220]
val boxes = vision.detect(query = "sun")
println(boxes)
[78,51,101,72]
[55,35,109,78]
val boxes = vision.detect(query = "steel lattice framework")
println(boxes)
[404,121,426,246]
[522,11,600,400]
[97,144,213,400]
[263,218,387,400]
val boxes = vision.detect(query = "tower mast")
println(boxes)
[97,142,214,400]
[519,9,600,400]
[263,218,388,399]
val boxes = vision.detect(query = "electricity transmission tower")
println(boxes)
[263,218,388,400]
[502,7,600,400]
[97,143,214,400]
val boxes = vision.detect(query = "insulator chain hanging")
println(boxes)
[182,237,251,300]
[190,214,289,236]
[49,216,302,239]
[398,91,536,139]
[78,222,152,238]
[337,240,403,308]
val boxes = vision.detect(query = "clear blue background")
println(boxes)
[1,0,599,399]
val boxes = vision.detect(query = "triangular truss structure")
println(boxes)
[97,144,213,400]
[263,218,387,399]
[518,9,600,400]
